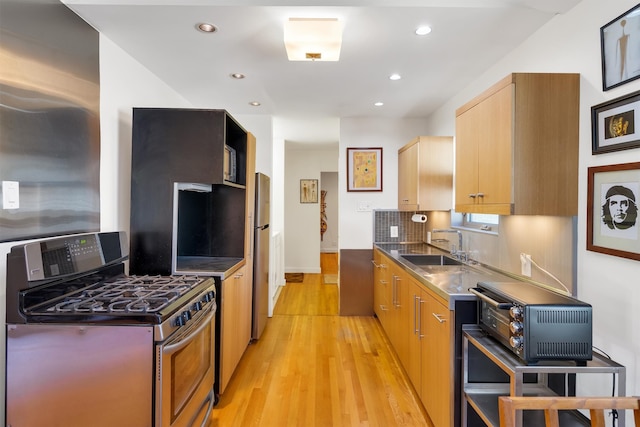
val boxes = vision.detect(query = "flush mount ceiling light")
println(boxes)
[230,73,245,79]
[284,17,343,61]
[249,101,261,106]
[389,73,402,81]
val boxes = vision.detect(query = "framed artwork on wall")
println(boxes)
[346,147,383,192]
[587,162,640,261]
[600,3,640,91]
[591,89,640,154]
[300,179,318,203]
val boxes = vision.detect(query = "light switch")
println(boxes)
[2,181,19,209]
[357,201,372,212]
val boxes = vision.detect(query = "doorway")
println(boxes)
[320,171,338,254]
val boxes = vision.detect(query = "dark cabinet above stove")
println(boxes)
[132,108,247,187]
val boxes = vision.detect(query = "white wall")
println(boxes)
[99,35,193,236]
[284,147,338,272]
[425,0,640,413]
[338,118,433,249]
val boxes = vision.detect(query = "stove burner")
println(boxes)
[41,275,205,315]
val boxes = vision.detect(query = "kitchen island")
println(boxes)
[372,242,517,427]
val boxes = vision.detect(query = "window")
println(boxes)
[452,212,499,232]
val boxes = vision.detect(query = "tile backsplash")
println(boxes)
[373,210,428,243]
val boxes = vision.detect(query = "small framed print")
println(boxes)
[300,179,318,203]
[600,3,640,91]
[346,147,383,192]
[587,162,640,261]
[591,90,640,154]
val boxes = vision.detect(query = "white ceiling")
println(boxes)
[63,0,582,143]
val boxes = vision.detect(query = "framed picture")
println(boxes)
[346,147,383,192]
[300,179,318,203]
[591,90,640,154]
[600,3,640,91]
[587,162,640,261]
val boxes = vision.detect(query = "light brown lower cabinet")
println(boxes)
[406,276,453,427]
[219,264,252,393]
[373,250,391,329]
[373,250,454,427]
[422,289,452,427]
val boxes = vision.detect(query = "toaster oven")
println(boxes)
[470,281,592,364]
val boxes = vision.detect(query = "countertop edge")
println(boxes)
[373,242,511,309]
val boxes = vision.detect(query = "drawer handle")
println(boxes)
[432,313,446,323]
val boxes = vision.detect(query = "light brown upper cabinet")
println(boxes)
[455,73,579,215]
[398,136,453,211]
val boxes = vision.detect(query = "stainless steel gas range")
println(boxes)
[5,231,217,427]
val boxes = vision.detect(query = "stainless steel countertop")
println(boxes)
[174,256,245,279]
[374,242,516,309]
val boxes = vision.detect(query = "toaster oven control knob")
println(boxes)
[509,335,524,350]
[509,305,523,320]
[510,321,523,334]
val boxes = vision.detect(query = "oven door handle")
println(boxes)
[468,287,513,310]
[163,305,216,353]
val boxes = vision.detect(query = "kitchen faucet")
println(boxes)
[431,229,465,260]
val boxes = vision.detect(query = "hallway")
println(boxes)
[209,254,431,426]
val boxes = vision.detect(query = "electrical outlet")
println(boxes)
[390,226,398,238]
[520,253,531,277]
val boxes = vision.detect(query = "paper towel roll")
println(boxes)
[411,214,427,223]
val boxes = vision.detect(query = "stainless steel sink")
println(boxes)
[400,254,462,266]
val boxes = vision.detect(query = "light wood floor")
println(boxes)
[209,253,430,427]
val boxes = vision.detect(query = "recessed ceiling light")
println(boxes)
[249,101,261,107]
[230,73,245,79]
[389,74,401,81]
[197,23,217,33]
[415,25,432,36]
[374,102,384,107]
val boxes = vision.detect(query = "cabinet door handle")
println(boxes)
[476,193,484,198]
[468,193,477,199]
[432,313,446,323]
[371,260,380,268]
[419,299,425,339]
[380,304,388,311]
[413,295,419,334]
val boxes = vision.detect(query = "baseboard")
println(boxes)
[284,267,321,274]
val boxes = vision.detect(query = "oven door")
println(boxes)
[155,303,216,427]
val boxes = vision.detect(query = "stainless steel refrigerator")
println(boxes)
[252,172,270,340]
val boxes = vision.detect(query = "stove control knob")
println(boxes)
[203,291,214,303]
[193,301,203,312]
[509,335,524,350]
[510,321,523,334]
[175,315,186,327]
[509,305,523,320]
[183,310,192,321]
